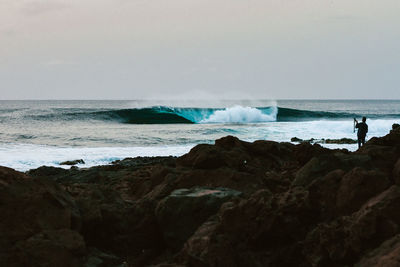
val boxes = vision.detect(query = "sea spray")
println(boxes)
[200,106,277,123]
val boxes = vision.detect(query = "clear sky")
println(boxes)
[1,0,399,100]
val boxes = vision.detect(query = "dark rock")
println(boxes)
[293,152,372,187]
[60,159,85,166]
[72,185,133,255]
[303,185,400,266]
[366,126,400,146]
[293,142,330,165]
[291,137,303,142]
[85,247,124,267]
[177,144,225,169]
[27,166,69,177]
[112,156,176,168]
[215,135,245,149]
[336,167,390,214]
[291,137,357,144]
[355,234,400,267]
[392,123,400,131]
[325,138,357,144]
[307,169,345,220]
[393,158,400,185]
[155,187,242,251]
[357,145,399,171]
[0,167,82,266]
[178,187,313,267]
[293,154,342,187]
[7,229,86,267]
[3,127,400,266]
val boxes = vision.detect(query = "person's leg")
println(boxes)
[358,138,361,148]
[361,137,366,146]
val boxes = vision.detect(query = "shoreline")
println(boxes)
[1,126,400,265]
[1,138,362,173]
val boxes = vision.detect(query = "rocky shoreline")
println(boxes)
[1,127,400,266]
[290,137,358,144]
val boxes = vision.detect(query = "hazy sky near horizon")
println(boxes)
[1,0,399,100]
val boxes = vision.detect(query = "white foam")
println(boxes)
[0,119,396,172]
[201,105,277,123]
[0,144,193,172]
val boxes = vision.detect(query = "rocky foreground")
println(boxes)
[1,128,400,267]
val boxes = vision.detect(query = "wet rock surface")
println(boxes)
[1,127,400,266]
[60,159,85,166]
[291,137,358,144]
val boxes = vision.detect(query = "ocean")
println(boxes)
[1,100,399,171]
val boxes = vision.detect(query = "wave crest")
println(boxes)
[20,105,400,124]
[200,106,277,123]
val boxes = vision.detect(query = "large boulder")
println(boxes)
[60,159,85,166]
[303,185,400,266]
[155,187,242,251]
[293,152,372,187]
[177,136,297,173]
[293,154,341,187]
[355,234,400,267]
[336,167,391,214]
[0,167,83,266]
[177,144,226,169]
[6,229,86,267]
[69,184,135,256]
[364,126,400,147]
[178,187,314,267]
[307,169,345,220]
[393,158,400,185]
[357,145,399,171]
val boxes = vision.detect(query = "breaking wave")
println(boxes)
[23,106,400,124]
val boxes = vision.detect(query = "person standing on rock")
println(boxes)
[354,117,368,148]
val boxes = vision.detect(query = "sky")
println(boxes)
[0,0,399,100]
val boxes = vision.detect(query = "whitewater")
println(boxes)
[0,100,399,171]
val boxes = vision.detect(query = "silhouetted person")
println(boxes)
[354,117,368,148]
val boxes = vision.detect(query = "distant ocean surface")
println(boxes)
[1,100,399,171]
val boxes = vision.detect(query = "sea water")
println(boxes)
[0,100,399,171]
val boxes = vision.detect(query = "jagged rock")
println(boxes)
[155,187,242,251]
[178,187,313,266]
[293,152,372,187]
[336,167,391,214]
[177,144,226,169]
[85,247,124,267]
[2,128,400,266]
[307,169,345,220]
[71,185,135,256]
[393,158,400,185]
[291,137,303,142]
[112,156,175,168]
[0,166,82,266]
[290,137,357,144]
[303,185,400,266]
[7,229,86,267]
[355,234,400,267]
[27,166,69,177]
[60,159,85,166]
[366,126,400,146]
[325,138,357,144]
[293,154,342,187]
